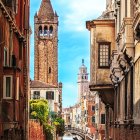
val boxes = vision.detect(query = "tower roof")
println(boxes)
[38,0,54,20]
[80,59,86,68]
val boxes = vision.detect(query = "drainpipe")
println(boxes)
[105,104,109,140]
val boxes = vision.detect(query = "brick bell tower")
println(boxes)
[34,0,58,86]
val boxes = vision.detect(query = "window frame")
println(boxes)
[92,116,95,123]
[3,75,13,99]
[98,42,111,68]
[33,91,40,99]
[101,114,105,124]
[16,77,19,100]
[92,106,95,112]
[46,91,54,100]
[4,47,8,66]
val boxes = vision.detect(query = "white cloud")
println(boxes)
[57,0,106,32]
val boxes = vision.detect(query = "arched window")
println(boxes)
[49,26,53,35]
[44,26,48,36]
[38,26,43,36]
[49,67,51,74]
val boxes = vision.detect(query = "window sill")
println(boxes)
[98,66,110,69]
[2,97,13,100]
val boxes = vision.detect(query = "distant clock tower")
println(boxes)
[34,0,58,86]
[77,59,89,103]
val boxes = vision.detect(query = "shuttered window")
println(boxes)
[92,116,95,123]
[33,91,40,99]
[46,91,54,100]
[3,75,13,99]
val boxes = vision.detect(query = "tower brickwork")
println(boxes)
[34,0,58,86]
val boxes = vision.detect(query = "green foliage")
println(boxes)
[30,99,49,123]
[30,99,53,136]
[29,99,64,139]
[54,117,65,136]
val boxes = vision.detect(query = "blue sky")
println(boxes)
[30,0,106,108]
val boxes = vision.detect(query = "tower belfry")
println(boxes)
[34,0,58,86]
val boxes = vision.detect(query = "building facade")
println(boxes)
[30,80,61,114]
[87,0,140,140]
[0,0,30,139]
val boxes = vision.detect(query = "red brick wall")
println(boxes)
[0,0,30,138]
[109,125,140,140]
[29,120,46,140]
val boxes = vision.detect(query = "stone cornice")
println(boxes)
[86,19,115,30]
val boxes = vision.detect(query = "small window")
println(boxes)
[92,106,95,111]
[59,94,61,103]
[49,67,51,74]
[3,76,13,99]
[4,48,7,66]
[101,114,105,124]
[46,91,54,100]
[44,26,48,36]
[99,43,110,68]
[92,116,95,123]
[33,91,40,99]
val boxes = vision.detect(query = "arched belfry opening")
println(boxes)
[39,26,43,36]
[49,26,53,35]
[44,26,48,36]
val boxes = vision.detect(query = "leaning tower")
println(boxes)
[34,0,58,86]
